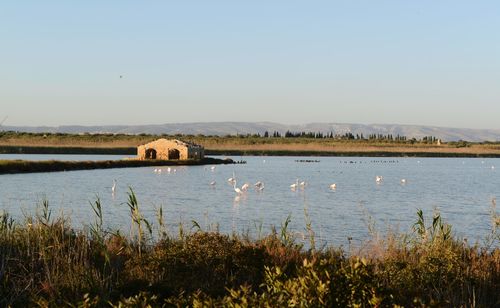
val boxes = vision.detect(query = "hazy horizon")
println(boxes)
[2,1,499,129]
[4,120,500,132]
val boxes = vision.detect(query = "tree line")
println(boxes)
[1,130,442,144]
[252,131,440,143]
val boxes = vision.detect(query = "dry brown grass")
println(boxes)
[2,133,500,155]
[0,136,151,148]
[201,142,500,155]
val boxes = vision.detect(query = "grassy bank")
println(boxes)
[2,132,500,157]
[0,157,235,175]
[0,190,499,307]
[3,145,500,158]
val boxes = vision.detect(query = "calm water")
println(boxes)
[0,154,498,248]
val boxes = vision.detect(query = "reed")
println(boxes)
[0,191,499,307]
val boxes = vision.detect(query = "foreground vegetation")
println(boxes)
[2,131,500,157]
[1,190,500,307]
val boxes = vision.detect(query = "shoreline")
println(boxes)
[206,149,500,158]
[1,145,500,158]
[0,157,236,175]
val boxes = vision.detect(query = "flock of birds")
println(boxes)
[109,164,410,197]
[210,170,265,195]
[153,167,177,174]
[107,158,498,198]
[106,159,494,213]
[203,165,408,196]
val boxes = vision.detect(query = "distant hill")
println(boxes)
[2,122,500,142]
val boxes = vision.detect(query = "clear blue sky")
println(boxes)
[1,1,499,128]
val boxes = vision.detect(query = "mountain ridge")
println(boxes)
[2,122,500,142]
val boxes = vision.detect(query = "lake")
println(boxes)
[0,154,498,248]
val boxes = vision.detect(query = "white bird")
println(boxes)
[329,183,337,190]
[210,166,216,171]
[111,179,117,194]
[154,168,158,173]
[241,183,250,191]
[254,181,265,191]
[299,181,307,188]
[290,179,299,190]
[233,182,243,195]
[167,167,171,173]
[375,176,383,183]
[209,181,216,186]
[157,168,162,174]
[227,171,236,184]
[400,179,407,184]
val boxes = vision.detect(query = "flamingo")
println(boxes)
[329,183,337,190]
[210,166,216,171]
[299,181,307,188]
[375,176,383,183]
[254,181,264,191]
[290,179,299,190]
[241,183,250,191]
[209,181,216,186]
[227,171,236,184]
[233,182,243,195]
[400,179,407,184]
[111,179,117,194]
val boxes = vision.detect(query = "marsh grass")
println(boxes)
[0,191,499,307]
[3,131,500,157]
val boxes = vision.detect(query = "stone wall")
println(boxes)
[137,139,204,160]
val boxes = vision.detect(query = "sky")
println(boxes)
[1,1,499,129]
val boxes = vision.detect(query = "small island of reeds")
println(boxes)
[0,157,237,175]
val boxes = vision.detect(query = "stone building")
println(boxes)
[137,138,204,160]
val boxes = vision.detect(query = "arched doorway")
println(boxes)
[145,148,157,159]
[168,148,180,160]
